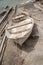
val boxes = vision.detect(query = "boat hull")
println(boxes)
[14,30,32,46]
[6,17,34,46]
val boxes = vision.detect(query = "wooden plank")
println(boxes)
[0,21,7,36]
[0,35,6,54]
[0,36,7,63]
[0,7,13,36]
[0,7,13,24]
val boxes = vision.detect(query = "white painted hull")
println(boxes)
[6,17,34,46]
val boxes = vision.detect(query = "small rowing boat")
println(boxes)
[6,14,34,46]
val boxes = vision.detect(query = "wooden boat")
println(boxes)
[6,14,34,46]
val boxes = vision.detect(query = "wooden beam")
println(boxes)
[0,7,13,24]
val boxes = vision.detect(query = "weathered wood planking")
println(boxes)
[0,21,7,36]
[0,7,13,36]
[0,7,13,24]
[0,36,7,63]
